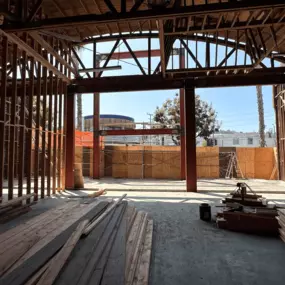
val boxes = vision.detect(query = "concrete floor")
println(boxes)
[1,179,285,284]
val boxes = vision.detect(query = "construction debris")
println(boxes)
[217,183,280,236]
[0,195,153,285]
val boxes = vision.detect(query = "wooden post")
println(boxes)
[185,86,197,192]
[93,41,100,179]
[0,37,8,201]
[8,44,18,200]
[65,92,75,189]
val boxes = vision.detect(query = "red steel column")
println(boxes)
[180,47,186,180]
[185,86,197,192]
[65,93,75,189]
[93,42,100,179]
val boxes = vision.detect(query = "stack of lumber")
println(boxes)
[0,194,36,223]
[277,209,285,242]
[0,194,153,285]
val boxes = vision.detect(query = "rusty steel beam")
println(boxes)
[4,0,285,32]
[65,92,75,189]
[93,41,100,179]
[179,48,186,180]
[184,87,197,192]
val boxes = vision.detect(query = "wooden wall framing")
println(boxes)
[0,31,72,202]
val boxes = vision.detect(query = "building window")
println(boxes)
[247,137,253,145]
[233,138,239,145]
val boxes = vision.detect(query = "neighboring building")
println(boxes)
[196,132,276,147]
[84,114,140,145]
[84,114,135,131]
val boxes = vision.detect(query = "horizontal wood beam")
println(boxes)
[70,75,184,93]
[69,71,285,93]
[3,0,285,32]
[78,66,122,73]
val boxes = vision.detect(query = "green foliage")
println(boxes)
[153,93,220,145]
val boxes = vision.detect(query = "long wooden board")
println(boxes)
[36,220,89,285]
[0,201,109,285]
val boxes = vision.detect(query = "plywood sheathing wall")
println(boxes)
[78,146,277,180]
[75,146,104,178]
[236,148,255,178]
[196,147,219,178]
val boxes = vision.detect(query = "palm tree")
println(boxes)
[256,85,266,147]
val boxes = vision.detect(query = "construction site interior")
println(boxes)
[2,1,285,285]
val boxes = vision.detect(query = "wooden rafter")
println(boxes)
[180,39,202,69]
[0,29,69,81]
[157,20,166,77]
[29,32,76,74]
[122,39,146,75]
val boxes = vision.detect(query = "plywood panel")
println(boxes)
[255,148,275,179]
[236,148,255,178]
[143,146,153,178]
[196,147,219,178]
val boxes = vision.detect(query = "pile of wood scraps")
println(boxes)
[217,183,280,236]
[0,194,153,285]
[0,194,36,223]
[277,209,285,242]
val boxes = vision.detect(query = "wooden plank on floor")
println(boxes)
[0,201,78,244]
[54,202,117,285]
[78,202,127,285]
[100,208,127,285]
[125,211,145,277]
[133,219,153,285]
[126,212,148,285]
[0,235,39,277]
[36,220,89,285]
[0,202,79,255]
[7,201,108,272]
[0,201,109,285]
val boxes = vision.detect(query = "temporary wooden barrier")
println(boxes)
[74,146,279,180]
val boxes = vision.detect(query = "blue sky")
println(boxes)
[78,39,275,133]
